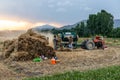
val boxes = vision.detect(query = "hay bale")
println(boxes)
[2,29,55,61]
[2,39,17,58]
[8,51,29,61]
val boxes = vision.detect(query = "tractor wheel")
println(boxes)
[73,42,77,49]
[81,40,87,49]
[85,40,95,50]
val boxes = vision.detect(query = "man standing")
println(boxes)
[68,36,73,50]
[53,35,57,50]
[57,34,63,50]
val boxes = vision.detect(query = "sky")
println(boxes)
[0,0,120,30]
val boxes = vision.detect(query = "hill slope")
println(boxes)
[33,24,56,30]
[60,19,120,29]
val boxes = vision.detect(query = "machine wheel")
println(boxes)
[85,40,95,50]
[81,40,86,49]
[73,42,77,49]
[73,44,77,49]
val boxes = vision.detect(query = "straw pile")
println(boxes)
[2,29,55,61]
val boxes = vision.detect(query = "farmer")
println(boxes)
[68,36,73,50]
[57,34,63,50]
[46,37,49,45]
[53,35,57,50]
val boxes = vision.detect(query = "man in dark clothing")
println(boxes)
[53,35,57,50]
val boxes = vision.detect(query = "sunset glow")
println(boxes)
[0,20,62,31]
[33,22,62,28]
[0,20,30,30]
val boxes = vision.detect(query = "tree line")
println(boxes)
[43,10,120,38]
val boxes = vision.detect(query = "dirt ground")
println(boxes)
[0,42,120,80]
[0,31,120,80]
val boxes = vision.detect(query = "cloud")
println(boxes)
[84,7,92,11]
[56,8,66,12]
[57,1,73,7]
[48,0,55,3]
[0,0,120,27]
[48,4,55,8]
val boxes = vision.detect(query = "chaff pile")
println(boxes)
[2,29,55,61]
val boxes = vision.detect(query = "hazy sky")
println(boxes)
[0,0,120,30]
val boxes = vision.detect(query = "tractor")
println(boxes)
[81,36,106,50]
[57,32,105,50]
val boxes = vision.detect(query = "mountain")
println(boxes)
[114,19,120,28]
[59,20,87,30]
[59,24,75,30]
[60,19,120,30]
[33,24,56,31]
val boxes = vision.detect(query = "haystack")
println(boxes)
[2,29,55,61]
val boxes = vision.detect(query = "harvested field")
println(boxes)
[0,32,120,80]
[0,46,120,80]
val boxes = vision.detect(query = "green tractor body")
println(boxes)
[58,32,78,48]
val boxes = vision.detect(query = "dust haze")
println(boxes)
[0,30,54,47]
[0,30,26,41]
[35,31,54,47]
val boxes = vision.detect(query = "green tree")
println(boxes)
[51,28,60,34]
[87,14,97,36]
[96,10,114,36]
[112,27,120,38]
[73,24,80,36]
[72,22,88,37]
[87,10,114,37]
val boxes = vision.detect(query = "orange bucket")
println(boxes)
[51,58,56,64]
